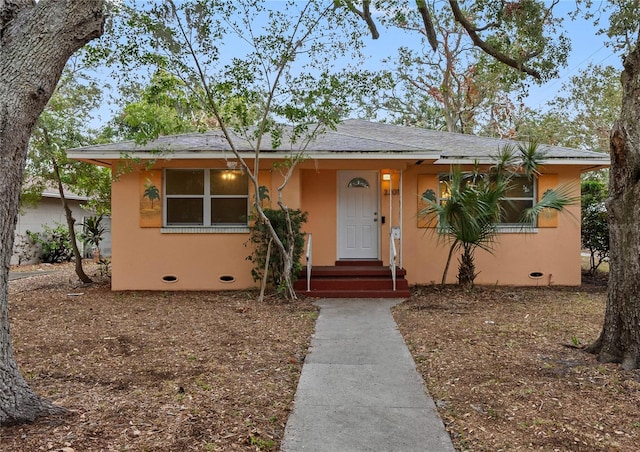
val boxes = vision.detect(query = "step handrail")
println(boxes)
[390,232,397,291]
[306,233,312,292]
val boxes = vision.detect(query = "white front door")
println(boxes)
[337,171,379,260]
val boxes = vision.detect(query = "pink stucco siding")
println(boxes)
[108,158,583,291]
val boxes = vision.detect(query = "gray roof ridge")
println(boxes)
[340,118,608,158]
[338,119,511,149]
[66,119,609,163]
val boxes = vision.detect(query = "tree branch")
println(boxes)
[343,0,379,39]
[448,0,541,80]
[416,0,437,51]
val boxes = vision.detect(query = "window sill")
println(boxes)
[496,226,538,234]
[161,226,250,234]
[435,226,539,234]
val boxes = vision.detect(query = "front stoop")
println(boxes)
[294,260,411,298]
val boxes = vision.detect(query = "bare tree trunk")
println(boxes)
[586,42,640,370]
[441,243,456,285]
[52,156,92,283]
[0,0,104,425]
[258,238,272,303]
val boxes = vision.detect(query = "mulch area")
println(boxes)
[3,262,317,451]
[3,264,639,451]
[393,278,640,451]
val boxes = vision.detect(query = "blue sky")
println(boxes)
[525,1,622,109]
[350,0,622,112]
[93,1,623,127]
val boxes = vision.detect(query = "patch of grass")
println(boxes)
[195,379,211,391]
[249,436,276,450]
[302,311,318,320]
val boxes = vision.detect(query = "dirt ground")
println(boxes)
[3,262,639,451]
[3,262,317,451]
[394,279,640,451]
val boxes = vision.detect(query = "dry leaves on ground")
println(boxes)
[3,262,317,451]
[5,263,639,451]
[394,284,640,451]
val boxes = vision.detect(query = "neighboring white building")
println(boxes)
[12,188,111,265]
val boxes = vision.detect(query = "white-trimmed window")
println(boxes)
[438,173,535,227]
[501,175,535,225]
[164,169,249,227]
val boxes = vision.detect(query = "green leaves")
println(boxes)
[26,224,74,264]
[112,70,209,142]
[420,142,575,286]
[247,208,307,291]
[595,0,640,53]
[24,62,111,215]
[80,215,107,249]
[516,62,621,154]
[94,0,389,169]
[521,183,577,225]
[580,179,609,274]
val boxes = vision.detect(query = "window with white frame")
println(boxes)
[501,175,535,225]
[438,173,535,227]
[164,169,249,227]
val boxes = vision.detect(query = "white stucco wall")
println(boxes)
[12,196,111,265]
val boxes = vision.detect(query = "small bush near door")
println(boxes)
[247,208,307,293]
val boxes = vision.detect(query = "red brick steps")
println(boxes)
[294,260,411,298]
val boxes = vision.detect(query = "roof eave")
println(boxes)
[66,150,442,161]
[67,151,610,167]
[433,158,610,167]
[41,193,90,201]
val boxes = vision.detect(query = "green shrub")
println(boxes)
[27,223,73,263]
[581,179,609,274]
[80,215,107,250]
[247,208,307,292]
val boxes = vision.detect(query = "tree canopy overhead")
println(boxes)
[346,0,571,82]
[518,63,622,151]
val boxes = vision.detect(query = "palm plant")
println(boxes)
[422,165,506,286]
[420,142,576,286]
[81,214,107,258]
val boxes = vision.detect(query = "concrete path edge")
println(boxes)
[281,298,455,452]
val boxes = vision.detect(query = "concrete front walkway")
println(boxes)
[281,298,455,452]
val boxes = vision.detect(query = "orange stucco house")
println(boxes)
[67,120,609,294]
